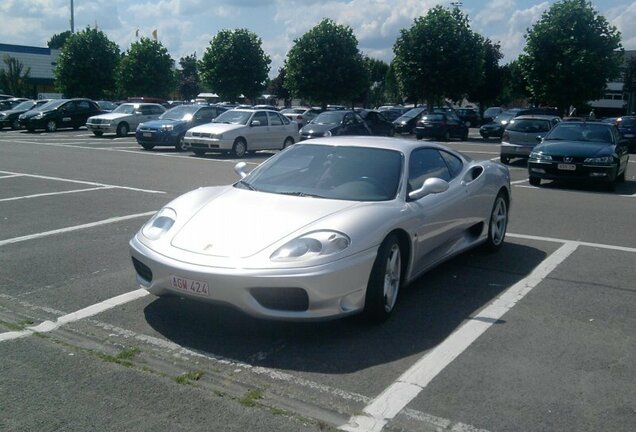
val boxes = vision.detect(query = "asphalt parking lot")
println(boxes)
[1,128,634,432]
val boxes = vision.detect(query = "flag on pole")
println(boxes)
[152,29,157,40]
[135,28,139,38]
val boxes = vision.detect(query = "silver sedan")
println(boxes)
[130,136,511,322]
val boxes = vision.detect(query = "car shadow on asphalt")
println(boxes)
[142,242,547,373]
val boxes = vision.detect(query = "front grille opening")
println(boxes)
[250,287,309,312]
[131,257,153,283]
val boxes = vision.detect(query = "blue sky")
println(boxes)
[1,0,635,76]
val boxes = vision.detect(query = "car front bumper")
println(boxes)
[528,160,618,182]
[183,136,233,152]
[87,123,117,134]
[129,235,376,321]
[136,129,181,146]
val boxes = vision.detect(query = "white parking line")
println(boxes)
[0,174,25,179]
[0,211,155,247]
[0,289,149,342]
[0,170,165,194]
[0,186,116,202]
[340,241,580,432]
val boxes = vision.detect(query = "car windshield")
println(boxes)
[619,117,636,127]
[160,105,198,121]
[212,110,251,124]
[484,107,501,117]
[112,104,138,114]
[494,111,518,123]
[236,144,403,202]
[400,107,426,119]
[311,111,345,125]
[507,119,551,133]
[11,100,35,111]
[37,99,67,111]
[545,123,613,143]
[421,114,445,121]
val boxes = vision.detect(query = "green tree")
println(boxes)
[54,27,120,99]
[178,53,200,101]
[623,57,636,114]
[118,37,175,99]
[199,29,270,101]
[267,67,290,106]
[0,55,32,97]
[47,31,72,49]
[393,6,484,109]
[364,57,390,107]
[500,59,531,106]
[519,0,623,115]
[285,19,369,108]
[467,39,504,117]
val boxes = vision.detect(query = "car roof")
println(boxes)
[511,115,560,121]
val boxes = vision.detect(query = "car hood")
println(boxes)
[91,113,133,121]
[301,123,337,134]
[141,119,188,129]
[190,123,245,134]
[170,187,357,258]
[1,108,29,117]
[21,109,50,119]
[535,140,614,157]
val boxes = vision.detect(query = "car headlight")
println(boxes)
[584,156,614,165]
[34,112,45,119]
[141,207,177,240]
[161,124,174,131]
[323,130,332,137]
[529,151,552,161]
[210,133,223,139]
[270,231,350,262]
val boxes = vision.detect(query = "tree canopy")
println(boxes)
[267,67,290,105]
[47,31,72,49]
[178,53,200,101]
[393,6,484,108]
[467,39,504,115]
[54,27,120,99]
[117,37,175,99]
[284,19,369,108]
[519,0,623,114]
[0,55,32,97]
[199,29,270,101]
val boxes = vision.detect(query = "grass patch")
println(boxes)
[174,370,203,385]
[240,388,264,407]
[98,347,140,367]
[0,318,34,331]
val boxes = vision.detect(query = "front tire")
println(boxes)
[443,130,451,141]
[46,120,57,132]
[483,192,508,252]
[529,176,541,187]
[282,137,294,149]
[500,155,510,165]
[140,143,154,150]
[93,131,103,137]
[193,149,206,156]
[364,234,402,323]
[175,135,188,152]
[232,138,247,158]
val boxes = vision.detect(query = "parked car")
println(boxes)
[480,108,525,139]
[86,103,165,137]
[253,104,279,111]
[299,110,371,140]
[455,107,481,128]
[95,100,118,112]
[184,108,299,157]
[136,104,227,151]
[359,110,395,136]
[499,115,561,164]
[527,121,629,190]
[378,107,407,122]
[280,107,322,128]
[0,98,29,111]
[129,136,511,322]
[415,110,468,141]
[393,106,427,134]
[616,116,636,152]
[0,99,50,130]
[19,98,104,132]
[482,107,503,125]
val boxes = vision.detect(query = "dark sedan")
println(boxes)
[393,106,426,134]
[299,110,371,140]
[414,111,468,141]
[359,110,395,136]
[19,98,104,132]
[616,116,636,152]
[0,99,49,130]
[528,121,630,190]
[136,104,227,151]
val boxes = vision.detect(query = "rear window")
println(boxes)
[507,119,551,133]
[421,114,444,121]
[620,118,636,127]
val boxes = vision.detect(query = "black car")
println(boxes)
[482,106,503,125]
[616,116,636,152]
[455,107,481,128]
[0,98,29,111]
[359,110,395,136]
[0,99,49,130]
[135,104,227,151]
[480,108,525,139]
[299,110,371,140]
[393,106,427,134]
[414,110,468,141]
[20,98,104,132]
[528,121,630,190]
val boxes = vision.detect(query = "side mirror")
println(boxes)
[536,135,543,143]
[250,120,261,127]
[408,177,449,201]
[234,161,249,179]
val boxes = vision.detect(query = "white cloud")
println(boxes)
[473,0,516,27]
[607,3,636,51]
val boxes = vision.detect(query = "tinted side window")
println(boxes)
[408,148,451,191]
[151,106,165,115]
[440,151,463,178]
[268,111,283,126]
[76,101,90,110]
[252,111,268,126]
[197,108,215,122]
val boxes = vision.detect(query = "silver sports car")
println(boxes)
[130,136,511,322]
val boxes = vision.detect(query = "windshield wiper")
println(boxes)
[277,191,326,198]
[235,180,257,191]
